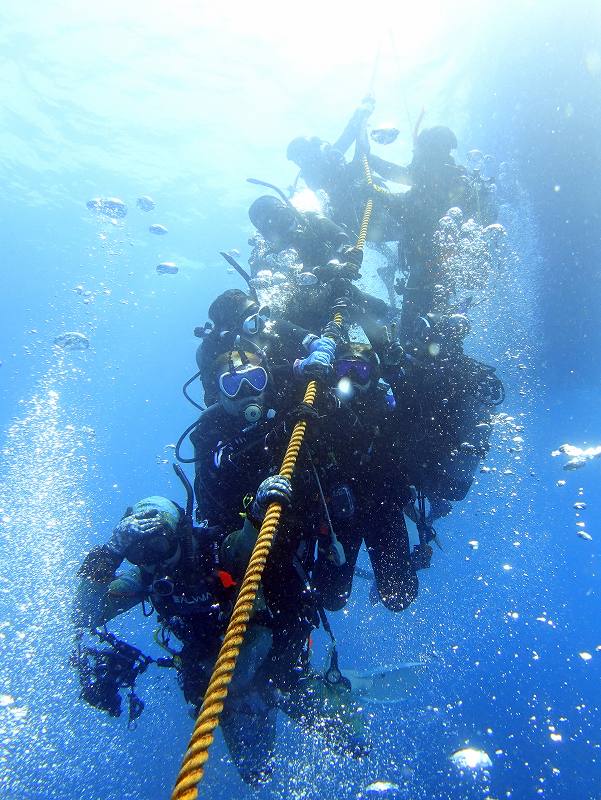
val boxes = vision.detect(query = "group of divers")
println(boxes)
[72,97,505,785]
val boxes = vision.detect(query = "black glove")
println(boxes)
[321,319,346,345]
[382,340,404,367]
[293,351,333,380]
[251,475,293,522]
[359,181,387,202]
[339,245,364,268]
[287,403,320,424]
[314,258,361,283]
[77,545,123,583]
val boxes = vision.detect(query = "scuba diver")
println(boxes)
[186,333,343,683]
[194,287,337,407]
[248,193,350,275]
[72,495,235,715]
[331,125,503,512]
[386,308,505,520]
[72,491,370,786]
[245,186,393,341]
[286,97,404,242]
[186,303,355,688]
[368,125,499,334]
[305,341,429,613]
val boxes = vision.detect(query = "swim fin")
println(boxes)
[346,662,426,704]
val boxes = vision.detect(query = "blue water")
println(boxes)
[0,3,600,799]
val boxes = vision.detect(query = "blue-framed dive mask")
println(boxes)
[218,364,268,399]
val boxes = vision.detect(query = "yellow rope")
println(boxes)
[356,155,375,252]
[356,197,373,252]
[171,381,318,800]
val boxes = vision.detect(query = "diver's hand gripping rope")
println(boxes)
[171,183,374,799]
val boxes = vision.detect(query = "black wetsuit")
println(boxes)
[389,345,502,504]
[390,159,498,334]
[293,110,404,242]
[277,211,350,270]
[280,277,396,353]
[190,403,320,689]
[191,404,282,529]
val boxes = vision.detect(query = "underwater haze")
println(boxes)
[1,2,600,799]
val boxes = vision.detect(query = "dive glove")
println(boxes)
[107,510,166,557]
[321,319,345,345]
[314,258,360,283]
[293,350,333,379]
[303,334,337,360]
[251,475,293,522]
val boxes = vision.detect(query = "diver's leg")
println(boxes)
[261,521,318,690]
[312,522,362,611]
[221,626,278,785]
[220,703,277,786]
[179,627,278,785]
[364,503,418,612]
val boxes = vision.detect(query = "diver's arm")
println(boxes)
[348,286,399,351]
[103,567,148,620]
[368,154,413,186]
[72,546,123,633]
[272,317,342,367]
[303,212,349,252]
[72,546,145,635]
[271,319,313,351]
[333,98,375,156]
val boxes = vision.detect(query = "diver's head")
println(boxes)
[123,497,182,569]
[208,289,259,333]
[248,195,297,246]
[286,136,326,167]
[413,126,458,165]
[333,344,380,401]
[286,136,344,188]
[213,350,269,422]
